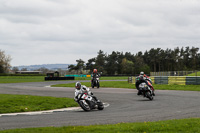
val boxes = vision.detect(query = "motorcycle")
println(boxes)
[76,92,104,111]
[138,82,154,100]
[91,75,100,88]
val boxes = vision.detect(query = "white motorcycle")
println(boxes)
[138,82,154,100]
[76,92,104,111]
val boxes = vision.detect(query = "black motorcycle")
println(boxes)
[91,75,100,88]
[76,92,104,111]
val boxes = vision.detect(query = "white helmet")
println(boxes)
[75,82,81,90]
[140,71,144,75]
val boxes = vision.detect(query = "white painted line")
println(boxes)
[0,103,109,117]
[45,86,51,87]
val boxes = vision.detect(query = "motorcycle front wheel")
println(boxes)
[146,91,153,101]
[79,100,91,111]
[97,82,100,88]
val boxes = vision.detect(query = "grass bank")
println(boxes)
[187,71,200,76]
[52,81,200,91]
[0,94,78,114]
[0,76,127,83]
[0,118,199,133]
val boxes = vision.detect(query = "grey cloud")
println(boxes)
[1,0,200,66]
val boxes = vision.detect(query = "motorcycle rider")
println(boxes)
[74,82,99,102]
[135,71,155,96]
[91,69,100,84]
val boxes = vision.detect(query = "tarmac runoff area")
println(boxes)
[0,103,110,117]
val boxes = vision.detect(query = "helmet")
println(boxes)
[93,69,97,73]
[75,82,81,90]
[140,71,144,75]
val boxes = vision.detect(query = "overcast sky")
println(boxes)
[1,0,200,66]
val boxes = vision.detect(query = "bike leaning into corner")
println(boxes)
[135,75,155,100]
[74,82,104,111]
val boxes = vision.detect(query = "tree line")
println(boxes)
[68,46,200,75]
[1,46,199,75]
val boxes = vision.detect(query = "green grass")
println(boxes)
[0,118,199,133]
[52,81,134,88]
[187,71,200,76]
[75,76,128,80]
[153,84,200,91]
[0,76,128,83]
[0,94,78,114]
[0,76,45,83]
[52,81,200,91]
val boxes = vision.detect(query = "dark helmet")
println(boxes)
[75,82,81,90]
[93,69,97,73]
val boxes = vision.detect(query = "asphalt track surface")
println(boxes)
[0,81,200,130]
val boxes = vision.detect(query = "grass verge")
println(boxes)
[0,76,127,83]
[187,71,200,76]
[0,76,45,83]
[0,94,78,114]
[75,76,128,80]
[0,118,199,133]
[52,81,200,91]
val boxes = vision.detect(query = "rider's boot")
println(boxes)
[137,90,142,95]
[151,86,155,96]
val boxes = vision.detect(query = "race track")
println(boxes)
[0,81,200,130]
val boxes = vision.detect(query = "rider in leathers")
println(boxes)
[135,72,155,96]
[91,69,100,83]
[74,82,99,102]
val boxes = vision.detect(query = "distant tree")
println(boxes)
[0,50,12,73]
[86,58,96,72]
[95,50,106,73]
[121,58,134,74]
[68,64,76,72]
[105,51,118,75]
[36,67,49,74]
[189,47,199,70]
[12,67,19,73]
[68,59,85,74]
[21,68,28,71]
[76,59,85,71]
[134,54,150,75]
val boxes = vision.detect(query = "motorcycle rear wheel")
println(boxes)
[97,101,104,110]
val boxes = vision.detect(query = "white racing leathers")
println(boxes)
[74,85,92,101]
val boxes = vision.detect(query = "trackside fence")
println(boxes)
[128,76,200,85]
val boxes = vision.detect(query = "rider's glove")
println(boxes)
[74,96,78,102]
[88,91,93,95]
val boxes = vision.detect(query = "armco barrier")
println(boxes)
[128,76,200,85]
[65,75,91,77]
[150,77,155,84]
[186,77,200,85]
[154,76,168,84]
[45,77,74,80]
[128,77,136,84]
[168,76,186,85]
